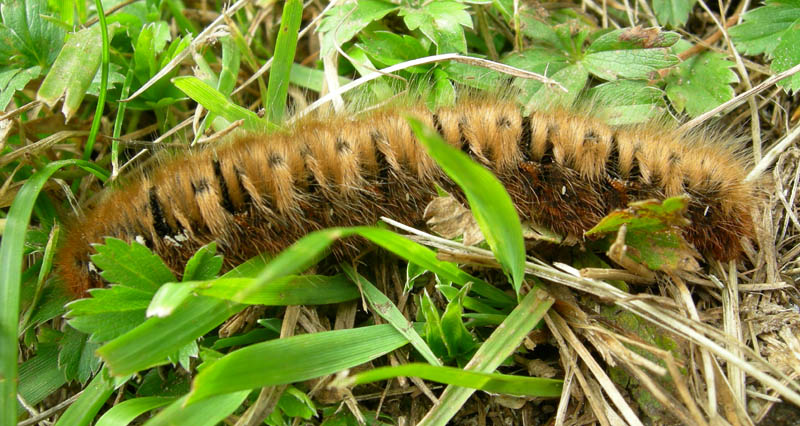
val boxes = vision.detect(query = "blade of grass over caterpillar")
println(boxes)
[0,159,108,424]
[172,76,274,131]
[341,363,562,397]
[144,391,249,426]
[184,324,414,405]
[235,227,513,306]
[419,285,554,426]
[341,264,442,366]
[406,117,526,295]
[265,0,302,123]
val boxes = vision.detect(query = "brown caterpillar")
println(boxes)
[57,98,756,296]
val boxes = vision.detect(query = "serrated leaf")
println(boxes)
[584,49,678,80]
[357,31,429,71]
[65,285,153,343]
[772,21,800,92]
[652,0,697,27]
[587,27,681,53]
[729,0,800,55]
[0,0,65,69]
[665,43,738,116]
[586,197,697,271]
[318,0,398,56]
[0,65,39,110]
[587,80,667,125]
[58,326,100,384]
[91,238,176,292]
[400,1,472,53]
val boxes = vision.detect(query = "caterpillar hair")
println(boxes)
[56,97,756,296]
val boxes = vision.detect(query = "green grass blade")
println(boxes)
[418,286,554,426]
[186,325,411,404]
[95,396,175,426]
[172,76,272,131]
[144,391,249,426]
[406,117,526,294]
[53,368,117,426]
[0,159,108,425]
[200,274,360,305]
[341,264,442,366]
[348,363,562,397]
[265,0,302,123]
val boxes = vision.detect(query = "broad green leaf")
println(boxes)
[91,238,176,292]
[270,386,316,422]
[771,21,800,92]
[653,0,697,27]
[587,80,667,125]
[405,119,525,293]
[0,0,65,69]
[95,396,175,426]
[729,0,800,55]
[172,76,269,131]
[37,23,115,120]
[665,41,738,116]
[58,326,101,384]
[584,49,678,80]
[400,1,473,53]
[586,197,696,271]
[318,0,398,56]
[586,27,680,53]
[0,65,39,110]
[345,363,562,397]
[357,31,429,71]
[144,391,249,426]
[186,324,413,404]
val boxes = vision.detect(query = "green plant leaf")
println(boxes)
[90,238,176,292]
[406,118,526,294]
[0,65,40,109]
[587,80,667,125]
[653,0,697,27]
[400,0,473,53]
[729,0,800,55]
[586,196,697,271]
[0,0,65,69]
[18,343,66,408]
[357,31,429,71]
[440,284,479,365]
[665,42,738,116]
[58,326,101,384]
[771,20,800,92]
[37,23,114,120]
[318,0,398,56]
[65,286,150,342]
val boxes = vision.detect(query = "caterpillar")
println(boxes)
[56,98,756,296]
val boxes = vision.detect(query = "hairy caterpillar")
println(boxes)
[57,98,756,296]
